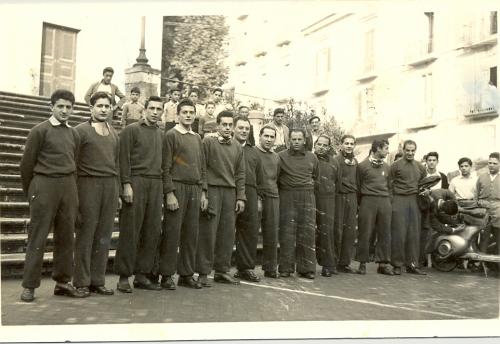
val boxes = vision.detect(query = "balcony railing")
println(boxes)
[463,88,499,119]
[460,19,497,49]
[406,38,437,67]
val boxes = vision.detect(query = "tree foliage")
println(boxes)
[161,16,229,100]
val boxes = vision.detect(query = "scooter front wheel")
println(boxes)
[431,253,458,272]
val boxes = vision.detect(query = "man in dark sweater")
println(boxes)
[332,135,358,273]
[255,126,281,278]
[233,116,264,282]
[278,129,319,279]
[114,95,165,292]
[19,89,86,302]
[389,139,427,275]
[195,111,246,286]
[314,135,338,277]
[73,92,120,296]
[355,139,394,275]
[158,99,207,290]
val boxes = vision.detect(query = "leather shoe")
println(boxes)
[357,263,366,275]
[20,288,35,302]
[116,279,132,293]
[134,275,162,290]
[214,272,240,285]
[234,270,260,282]
[406,265,427,275]
[76,286,91,297]
[54,283,88,298]
[321,267,332,277]
[178,276,202,289]
[279,271,291,278]
[197,274,211,287]
[377,265,394,275]
[160,276,176,290]
[337,265,356,273]
[393,267,402,275]
[89,285,114,295]
[299,272,315,279]
[264,271,280,279]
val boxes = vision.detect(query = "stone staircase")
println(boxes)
[0,91,122,278]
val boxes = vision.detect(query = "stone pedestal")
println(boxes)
[124,64,161,105]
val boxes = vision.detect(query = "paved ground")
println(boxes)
[1,264,499,325]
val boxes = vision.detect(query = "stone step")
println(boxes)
[0,187,25,202]
[0,142,24,154]
[0,102,91,122]
[0,125,31,137]
[0,173,22,187]
[0,232,120,254]
[0,133,26,143]
[0,216,120,234]
[0,201,27,218]
[0,112,86,129]
[0,163,21,174]
[0,152,22,163]
[0,92,92,113]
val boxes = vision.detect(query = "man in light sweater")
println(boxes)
[195,111,246,286]
[20,89,86,302]
[73,92,120,296]
[158,99,207,290]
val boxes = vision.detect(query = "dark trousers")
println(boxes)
[159,182,201,276]
[334,193,357,266]
[278,189,316,274]
[391,194,421,267]
[261,196,279,272]
[356,196,391,263]
[419,208,432,265]
[114,176,162,277]
[315,194,336,268]
[196,186,236,274]
[22,175,78,289]
[235,186,259,271]
[74,176,119,287]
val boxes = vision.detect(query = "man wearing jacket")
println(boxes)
[84,67,126,116]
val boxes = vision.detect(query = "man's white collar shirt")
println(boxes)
[49,115,71,127]
[174,124,196,135]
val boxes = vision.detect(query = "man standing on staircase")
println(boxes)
[19,89,87,302]
[73,92,120,297]
[84,67,126,120]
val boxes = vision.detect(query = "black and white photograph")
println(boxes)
[0,0,499,342]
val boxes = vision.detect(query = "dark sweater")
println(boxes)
[119,119,163,184]
[278,148,319,191]
[315,154,338,196]
[242,144,263,189]
[333,154,358,193]
[255,146,280,198]
[390,158,426,195]
[357,158,391,197]
[75,121,119,177]
[203,136,246,201]
[163,128,207,193]
[20,120,80,195]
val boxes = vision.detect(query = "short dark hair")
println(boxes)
[489,152,500,160]
[441,200,459,216]
[170,88,181,94]
[213,87,223,94]
[130,87,140,94]
[370,139,389,153]
[238,105,249,112]
[458,157,473,166]
[403,139,417,150]
[216,110,234,124]
[260,125,276,136]
[234,116,251,127]
[188,89,199,96]
[144,95,163,109]
[315,134,331,146]
[273,108,285,116]
[89,91,112,106]
[50,89,75,105]
[205,101,215,107]
[341,134,356,144]
[309,116,321,124]
[177,98,196,115]
[426,151,439,161]
[289,128,305,139]
[103,67,114,75]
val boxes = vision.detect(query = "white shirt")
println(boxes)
[490,173,498,182]
[449,172,478,200]
[49,115,70,127]
[96,83,112,95]
[274,126,285,147]
[426,170,443,190]
[174,124,196,135]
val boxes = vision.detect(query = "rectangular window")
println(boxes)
[422,73,433,119]
[425,12,434,53]
[491,11,498,34]
[490,66,497,87]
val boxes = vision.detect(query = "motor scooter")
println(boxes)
[430,207,500,276]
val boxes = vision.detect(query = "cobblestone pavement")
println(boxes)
[1,264,498,325]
